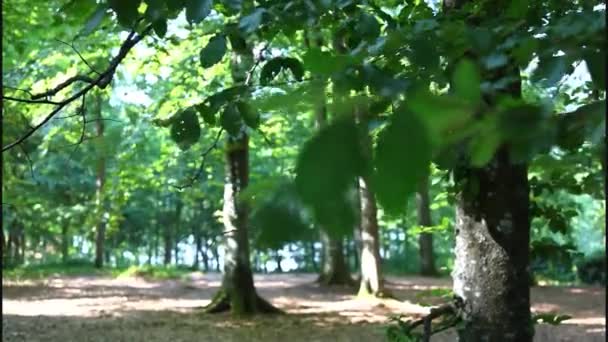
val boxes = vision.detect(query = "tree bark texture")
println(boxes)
[416,175,438,276]
[94,95,106,269]
[357,177,385,296]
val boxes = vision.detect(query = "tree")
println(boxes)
[203,34,279,315]
[356,106,386,297]
[416,174,438,276]
[94,94,107,269]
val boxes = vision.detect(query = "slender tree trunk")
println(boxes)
[193,232,202,269]
[355,104,385,297]
[308,241,317,271]
[204,45,279,315]
[94,96,107,269]
[213,244,220,272]
[163,225,172,265]
[204,134,277,314]
[61,221,70,264]
[318,232,353,285]
[201,237,209,272]
[416,175,438,276]
[173,199,182,265]
[357,177,386,296]
[1,229,5,266]
[274,250,283,273]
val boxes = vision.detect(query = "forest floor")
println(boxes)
[2,273,605,341]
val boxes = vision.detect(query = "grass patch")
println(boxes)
[116,265,196,281]
[3,261,197,282]
[3,260,117,281]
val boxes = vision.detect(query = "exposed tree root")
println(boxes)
[203,289,284,315]
[387,300,462,342]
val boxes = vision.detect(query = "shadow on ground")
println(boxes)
[2,273,605,341]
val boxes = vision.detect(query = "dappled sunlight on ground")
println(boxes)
[2,273,605,341]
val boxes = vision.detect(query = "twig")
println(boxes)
[173,128,224,190]
[30,75,95,100]
[18,144,37,182]
[2,24,153,153]
[3,86,35,97]
[68,95,88,161]
[245,41,273,86]
[2,95,61,105]
[54,38,101,75]
[256,127,274,147]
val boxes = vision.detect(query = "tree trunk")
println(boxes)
[311,68,353,286]
[204,43,278,315]
[453,150,532,341]
[213,244,220,272]
[357,177,386,297]
[201,237,209,272]
[444,1,532,339]
[163,226,172,265]
[173,199,182,265]
[308,241,317,271]
[61,222,70,264]
[1,229,5,266]
[94,96,107,269]
[318,231,353,285]
[416,175,438,276]
[274,250,283,273]
[193,232,202,269]
[204,134,278,314]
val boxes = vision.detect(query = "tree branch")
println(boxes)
[54,38,102,75]
[2,24,153,153]
[173,128,224,190]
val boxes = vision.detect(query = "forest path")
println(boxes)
[2,273,605,341]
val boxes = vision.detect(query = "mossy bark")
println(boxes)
[453,150,532,341]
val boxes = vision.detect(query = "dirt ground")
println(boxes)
[2,273,605,341]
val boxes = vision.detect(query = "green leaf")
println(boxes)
[362,64,409,98]
[406,90,475,146]
[108,0,141,28]
[469,125,501,167]
[302,48,355,76]
[81,5,107,37]
[239,8,267,34]
[195,103,217,125]
[185,0,211,24]
[169,108,201,150]
[152,19,168,38]
[220,104,243,135]
[295,118,364,236]
[250,181,311,250]
[532,55,569,87]
[260,57,304,86]
[355,13,380,41]
[236,101,260,129]
[200,34,227,68]
[506,0,529,19]
[374,107,432,216]
[145,0,166,21]
[453,59,482,106]
[408,36,439,70]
